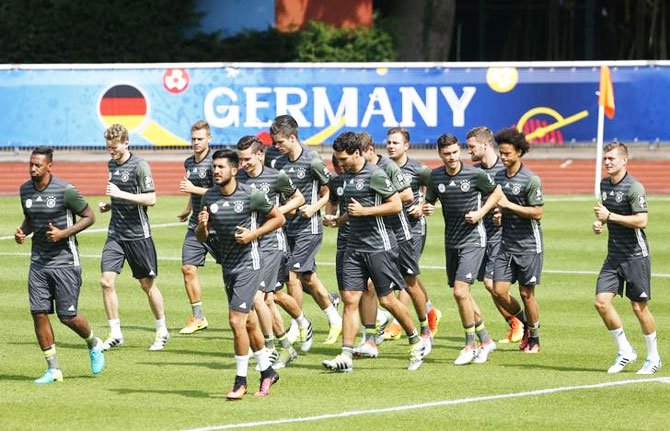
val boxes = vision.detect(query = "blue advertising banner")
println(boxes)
[0,62,668,147]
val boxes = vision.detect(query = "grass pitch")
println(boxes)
[0,195,668,430]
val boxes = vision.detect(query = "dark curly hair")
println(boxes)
[494,127,529,156]
[332,131,362,154]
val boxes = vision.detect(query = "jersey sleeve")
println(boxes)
[276,169,297,198]
[385,161,410,192]
[370,169,396,200]
[328,176,340,203]
[419,165,432,186]
[526,175,544,206]
[425,172,439,204]
[628,181,648,213]
[63,184,89,214]
[310,155,331,186]
[136,160,155,193]
[250,189,274,215]
[475,169,496,195]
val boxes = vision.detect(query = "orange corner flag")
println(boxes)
[599,65,615,119]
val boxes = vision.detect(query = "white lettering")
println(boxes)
[275,87,311,127]
[399,87,437,127]
[361,87,398,128]
[440,86,476,127]
[243,87,272,128]
[204,87,239,128]
[313,87,358,127]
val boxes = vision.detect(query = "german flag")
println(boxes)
[99,85,147,130]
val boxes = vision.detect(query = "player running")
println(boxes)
[593,142,661,374]
[99,124,169,351]
[17,146,105,383]
[196,149,285,399]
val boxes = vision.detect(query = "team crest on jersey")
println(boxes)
[296,167,306,179]
[120,171,130,182]
[355,178,365,190]
[233,201,244,213]
[210,203,219,213]
[258,182,271,193]
[438,183,446,193]
[460,180,471,192]
[198,168,207,179]
[46,195,56,208]
[512,183,521,195]
[403,173,412,185]
[336,186,344,196]
[601,191,607,201]
[615,191,624,203]
[145,176,154,189]
[25,198,33,209]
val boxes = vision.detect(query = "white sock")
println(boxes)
[108,319,122,338]
[426,299,433,313]
[155,317,168,336]
[235,354,250,377]
[609,327,634,353]
[376,308,389,326]
[323,304,342,326]
[254,348,271,372]
[296,313,308,328]
[644,331,660,360]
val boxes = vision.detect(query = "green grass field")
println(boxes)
[1,195,669,430]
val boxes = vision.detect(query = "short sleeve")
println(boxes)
[251,189,274,215]
[136,160,155,193]
[310,155,331,185]
[526,175,544,206]
[425,172,438,204]
[276,170,297,198]
[475,169,496,195]
[385,161,410,192]
[628,181,648,213]
[63,184,89,214]
[419,165,432,186]
[370,169,396,200]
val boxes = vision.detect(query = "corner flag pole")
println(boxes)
[595,65,615,200]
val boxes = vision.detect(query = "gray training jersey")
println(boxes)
[20,176,88,268]
[328,173,349,250]
[107,154,155,241]
[494,164,544,254]
[377,155,412,243]
[426,163,496,249]
[474,157,505,244]
[237,166,296,252]
[275,144,330,237]
[200,183,274,273]
[184,150,214,230]
[600,173,649,262]
[398,158,431,237]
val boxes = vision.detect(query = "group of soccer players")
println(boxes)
[16,114,661,397]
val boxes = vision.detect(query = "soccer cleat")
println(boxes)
[34,368,63,384]
[323,324,342,344]
[408,338,428,371]
[89,344,105,375]
[101,335,124,351]
[329,292,340,309]
[353,340,379,358]
[374,314,390,346]
[149,332,170,351]
[523,338,540,354]
[607,350,638,373]
[636,358,662,375]
[323,354,353,372]
[427,307,442,336]
[383,321,403,341]
[179,316,208,334]
[272,346,298,369]
[420,334,433,358]
[518,328,530,351]
[299,320,314,352]
[286,321,300,344]
[454,345,478,365]
[254,368,280,397]
[255,348,280,371]
[498,317,524,344]
[226,381,248,400]
[473,340,497,364]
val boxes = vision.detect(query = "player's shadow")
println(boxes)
[110,387,223,399]
[139,360,229,370]
[6,341,86,349]
[158,348,229,358]
[0,374,35,381]
[502,363,604,372]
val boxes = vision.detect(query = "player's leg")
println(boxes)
[28,266,62,383]
[179,230,209,334]
[354,280,380,358]
[267,292,298,369]
[518,284,539,353]
[100,238,125,349]
[301,271,342,344]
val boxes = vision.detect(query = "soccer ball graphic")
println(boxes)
[163,68,189,93]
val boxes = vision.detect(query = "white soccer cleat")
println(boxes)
[636,358,662,375]
[454,345,478,365]
[255,348,280,371]
[273,346,298,370]
[149,332,170,351]
[607,350,638,373]
[407,338,428,371]
[323,354,353,373]
[101,335,124,351]
[353,340,379,358]
[299,320,314,353]
[473,340,497,364]
[286,321,300,344]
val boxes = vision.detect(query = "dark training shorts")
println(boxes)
[477,240,501,282]
[223,269,262,313]
[596,257,651,302]
[259,249,283,293]
[341,248,406,296]
[446,247,486,287]
[101,237,158,279]
[29,265,82,317]
[397,235,423,277]
[181,229,222,266]
[286,234,322,274]
[493,249,543,286]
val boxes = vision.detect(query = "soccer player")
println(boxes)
[196,149,284,398]
[99,124,169,351]
[425,134,502,364]
[16,146,105,383]
[270,115,342,344]
[385,127,440,339]
[177,121,221,334]
[323,132,428,372]
[236,135,311,369]
[491,128,544,354]
[593,142,661,374]
[466,126,524,343]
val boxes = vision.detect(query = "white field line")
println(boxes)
[182,378,670,431]
[1,252,669,278]
[559,159,573,168]
[0,222,184,240]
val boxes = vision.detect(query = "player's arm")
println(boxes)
[178,198,192,222]
[498,176,543,220]
[299,157,331,218]
[386,162,414,204]
[195,206,210,243]
[422,171,439,216]
[466,172,503,224]
[348,170,402,217]
[594,182,648,229]
[407,164,431,217]
[276,170,305,215]
[106,160,157,206]
[15,218,32,244]
[46,185,96,242]
[179,177,208,196]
